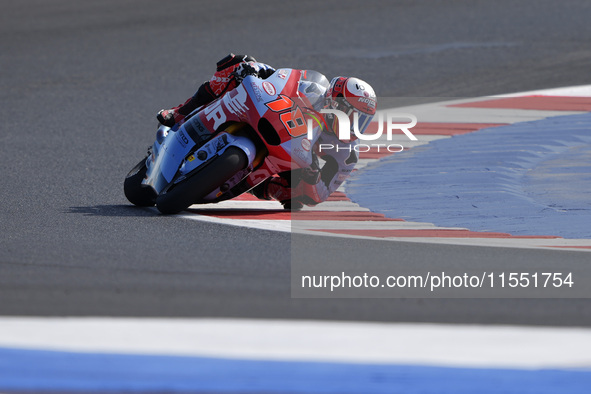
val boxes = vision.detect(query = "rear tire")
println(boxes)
[124,158,156,207]
[156,147,248,214]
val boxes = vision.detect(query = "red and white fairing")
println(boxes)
[182,69,325,192]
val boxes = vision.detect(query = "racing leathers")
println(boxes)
[251,130,358,210]
[157,53,275,127]
[157,53,359,210]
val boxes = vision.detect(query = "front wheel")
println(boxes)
[156,147,248,214]
[124,157,156,207]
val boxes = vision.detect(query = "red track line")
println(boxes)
[186,209,405,221]
[544,245,591,249]
[449,96,591,111]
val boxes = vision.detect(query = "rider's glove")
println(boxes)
[231,63,259,82]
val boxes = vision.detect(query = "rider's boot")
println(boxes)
[157,97,196,127]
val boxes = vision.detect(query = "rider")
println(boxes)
[157,53,377,210]
[157,54,275,127]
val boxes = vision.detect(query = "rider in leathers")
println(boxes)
[157,53,377,210]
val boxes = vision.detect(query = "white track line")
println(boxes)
[1,317,591,369]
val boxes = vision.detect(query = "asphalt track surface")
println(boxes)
[2,0,591,325]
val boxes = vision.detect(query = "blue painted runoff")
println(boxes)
[1,347,591,393]
[348,112,591,238]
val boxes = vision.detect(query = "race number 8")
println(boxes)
[266,95,307,138]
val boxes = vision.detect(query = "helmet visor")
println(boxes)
[343,104,374,136]
[328,96,374,138]
[353,111,374,135]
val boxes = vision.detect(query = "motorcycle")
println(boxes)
[124,69,329,214]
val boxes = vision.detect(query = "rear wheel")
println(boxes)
[124,158,156,207]
[156,147,248,214]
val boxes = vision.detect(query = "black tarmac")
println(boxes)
[1,0,591,325]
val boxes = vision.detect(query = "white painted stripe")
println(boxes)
[301,203,368,212]
[371,236,591,251]
[298,228,591,250]
[189,200,283,210]
[0,317,590,369]
[180,213,291,232]
[497,84,591,97]
[176,215,589,250]
[381,106,583,124]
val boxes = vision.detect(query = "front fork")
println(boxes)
[143,123,258,197]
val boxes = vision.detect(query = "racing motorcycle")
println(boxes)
[124,69,328,214]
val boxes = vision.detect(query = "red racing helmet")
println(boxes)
[325,76,377,138]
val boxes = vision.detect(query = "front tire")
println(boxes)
[124,158,157,207]
[156,147,248,214]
